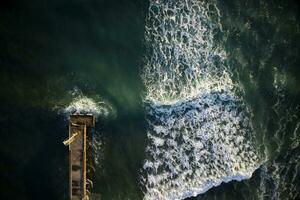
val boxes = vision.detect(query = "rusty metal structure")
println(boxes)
[63,115,95,200]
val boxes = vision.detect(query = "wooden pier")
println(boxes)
[63,115,95,200]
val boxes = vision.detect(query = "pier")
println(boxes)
[63,115,95,200]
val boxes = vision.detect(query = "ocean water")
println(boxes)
[141,1,261,199]
[0,0,299,200]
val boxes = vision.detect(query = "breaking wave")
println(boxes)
[62,88,113,118]
[141,0,260,199]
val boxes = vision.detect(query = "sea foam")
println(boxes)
[141,0,260,199]
[63,88,113,118]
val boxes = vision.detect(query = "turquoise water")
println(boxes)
[0,0,299,199]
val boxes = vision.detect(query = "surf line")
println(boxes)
[141,1,261,200]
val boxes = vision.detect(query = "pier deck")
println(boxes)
[64,115,95,200]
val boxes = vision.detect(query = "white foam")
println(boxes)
[141,0,260,199]
[63,89,113,118]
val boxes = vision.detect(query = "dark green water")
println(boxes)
[0,0,299,200]
[0,0,148,199]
